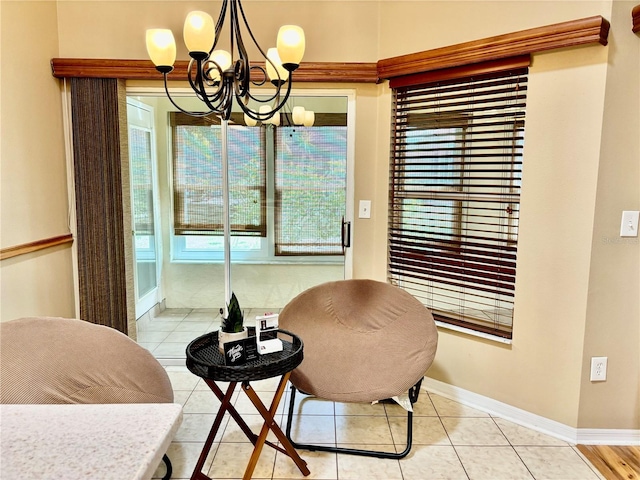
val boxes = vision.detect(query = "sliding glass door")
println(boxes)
[127,98,162,318]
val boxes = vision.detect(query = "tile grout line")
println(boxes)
[490,414,537,480]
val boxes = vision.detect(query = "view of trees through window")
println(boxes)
[171,108,348,261]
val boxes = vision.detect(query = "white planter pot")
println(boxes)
[218,328,248,354]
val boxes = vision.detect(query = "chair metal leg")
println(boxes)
[161,454,172,480]
[285,380,422,460]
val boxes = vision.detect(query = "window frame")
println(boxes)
[170,112,349,265]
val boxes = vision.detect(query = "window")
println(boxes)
[170,111,347,262]
[275,126,347,255]
[388,63,528,340]
[171,113,266,237]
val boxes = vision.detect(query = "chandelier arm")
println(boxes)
[264,77,294,114]
[237,101,268,122]
[191,59,222,112]
[222,76,236,120]
[230,1,251,99]
[236,78,293,122]
[229,0,240,64]
[201,61,227,95]
[242,73,283,104]
[211,0,229,54]
[236,0,269,61]
[161,74,217,117]
[236,0,286,87]
[186,58,210,105]
[198,81,228,111]
[247,65,268,87]
[197,60,238,116]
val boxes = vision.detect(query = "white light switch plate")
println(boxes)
[620,211,639,237]
[358,200,371,219]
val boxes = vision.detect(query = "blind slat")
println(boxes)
[388,66,528,339]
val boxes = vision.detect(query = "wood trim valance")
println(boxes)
[51,16,611,86]
[378,16,610,81]
[50,59,380,84]
[389,55,531,89]
[0,234,73,261]
[633,5,640,34]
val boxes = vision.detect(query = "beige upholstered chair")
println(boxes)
[279,279,438,459]
[0,317,175,478]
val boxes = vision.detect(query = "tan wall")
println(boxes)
[0,1,76,322]
[579,0,640,429]
[55,1,381,62]
[377,1,609,58]
[375,1,635,430]
[3,0,636,431]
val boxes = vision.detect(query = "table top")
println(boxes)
[0,403,183,480]
[186,329,303,382]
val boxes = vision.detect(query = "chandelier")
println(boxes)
[145,0,305,122]
[145,0,307,313]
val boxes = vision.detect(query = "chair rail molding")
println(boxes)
[0,234,73,261]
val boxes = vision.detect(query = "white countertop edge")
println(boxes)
[0,403,184,480]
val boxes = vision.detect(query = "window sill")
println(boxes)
[170,258,344,266]
[434,321,513,345]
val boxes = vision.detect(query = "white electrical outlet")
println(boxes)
[590,356,607,382]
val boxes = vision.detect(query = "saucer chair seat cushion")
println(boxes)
[278,279,438,403]
[0,316,173,405]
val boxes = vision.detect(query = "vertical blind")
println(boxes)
[171,112,266,236]
[388,65,528,339]
[71,77,130,334]
[275,126,347,256]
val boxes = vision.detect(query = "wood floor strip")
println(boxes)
[577,445,640,480]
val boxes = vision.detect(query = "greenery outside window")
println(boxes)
[275,126,347,255]
[171,112,347,263]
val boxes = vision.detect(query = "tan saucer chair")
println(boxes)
[279,279,438,459]
[0,317,176,479]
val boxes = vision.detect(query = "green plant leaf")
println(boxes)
[222,292,244,333]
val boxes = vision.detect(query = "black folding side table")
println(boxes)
[186,329,310,480]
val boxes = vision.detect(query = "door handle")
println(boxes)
[341,218,351,250]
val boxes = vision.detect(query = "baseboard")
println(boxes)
[576,429,640,445]
[422,377,640,446]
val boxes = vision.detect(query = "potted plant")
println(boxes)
[218,292,248,353]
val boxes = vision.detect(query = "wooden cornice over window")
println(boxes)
[633,5,640,34]
[389,55,531,89]
[50,59,380,84]
[378,16,610,81]
[51,16,610,85]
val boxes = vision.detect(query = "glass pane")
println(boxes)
[129,126,157,298]
[275,127,347,255]
[173,125,265,235]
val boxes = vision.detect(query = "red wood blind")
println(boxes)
[388,61,529,339]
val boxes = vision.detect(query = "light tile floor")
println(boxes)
[140,309,605,480]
